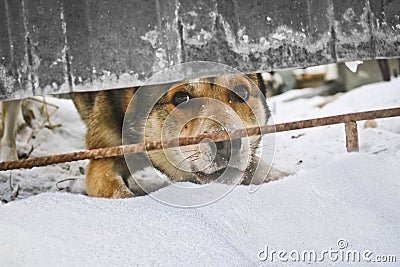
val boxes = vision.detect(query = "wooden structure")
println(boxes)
[1,0,399,100]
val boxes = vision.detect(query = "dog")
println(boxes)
[0,100,24,162]
[0,98,47,162]
[72,73,287,198]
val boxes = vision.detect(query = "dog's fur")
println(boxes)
[0,100,23,162]
[72,74,283,198]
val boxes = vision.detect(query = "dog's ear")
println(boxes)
[247,73,267,97]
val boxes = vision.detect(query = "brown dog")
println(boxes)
[72,74,285,198]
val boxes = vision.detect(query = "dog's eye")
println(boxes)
[232,84,249,102]
[172,91,191,106]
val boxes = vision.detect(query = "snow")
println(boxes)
[0,97,87,199]
[1,78,400,265]
[344,61,363,73]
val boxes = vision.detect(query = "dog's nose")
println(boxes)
[215,138,242,158]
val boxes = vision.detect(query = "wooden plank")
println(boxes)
[62,0,92,89]
[72,0,171,91]
[24,0,69,95]
[178,0,220,62]
[307,0,335,64]
[1,0,30,99]
[0,0,13,96]
[369,0,400,58]
[0,0,399,99]
[332,0,374,61]
[180,0,336,70]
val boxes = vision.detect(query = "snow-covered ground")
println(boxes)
[0,97,88,199]
[1,79,399,266]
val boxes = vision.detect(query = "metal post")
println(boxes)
[345,121,359,152]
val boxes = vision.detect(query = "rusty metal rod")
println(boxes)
[345,121,359,152]
[0,107,399,171]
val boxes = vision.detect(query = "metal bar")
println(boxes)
[345,121,359,152]
[0,107,399,171]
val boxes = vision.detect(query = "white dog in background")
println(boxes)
[0,98,42,162]
[0,99,23,162]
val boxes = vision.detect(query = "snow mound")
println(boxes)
[1,154,399,266]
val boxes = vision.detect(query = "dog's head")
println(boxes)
[124,74,270,184]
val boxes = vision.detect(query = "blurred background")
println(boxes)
[262,58,399,97]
